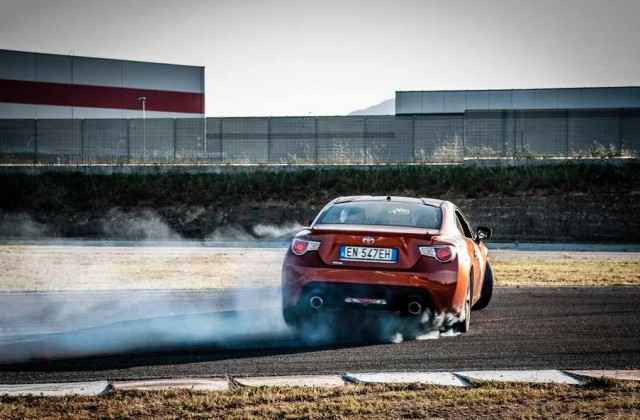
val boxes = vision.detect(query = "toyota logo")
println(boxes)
[362,236,375,245]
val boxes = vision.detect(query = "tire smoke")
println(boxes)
[0,214,459,365]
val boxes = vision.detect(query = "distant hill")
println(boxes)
[348,98,395,115]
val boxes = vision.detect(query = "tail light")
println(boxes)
[291,238,321,256]
[418,245,457,262]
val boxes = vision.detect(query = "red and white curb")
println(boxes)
[1,370,639,396]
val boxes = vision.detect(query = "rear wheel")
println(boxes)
[283,307,301,329]
[473,262,494,311]
[283,295,338,344]
[454,282,471,333]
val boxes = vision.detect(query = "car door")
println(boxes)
[455,209,482,302]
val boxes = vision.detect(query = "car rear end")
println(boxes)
[281,197,463,329]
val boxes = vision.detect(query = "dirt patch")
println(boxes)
[0,380,638,419]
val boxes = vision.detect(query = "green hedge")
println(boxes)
[2,162,638,211]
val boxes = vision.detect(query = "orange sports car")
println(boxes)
[281,196,493,335]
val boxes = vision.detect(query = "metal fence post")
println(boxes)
[202,117,207,162]
[565,110,570,157]
[80,119,85,164]
[363,117,368,164]
[502,111,508,158]
[512,111,518,158]
[314,117,319,164]
[462,113,468,160]
[125,119,131,164]
[219,118,224,163]
[267,117,272,163]
[173,118,178,162]
[618,109,624,156]
[411,116,416,163]
[33,119,38,164]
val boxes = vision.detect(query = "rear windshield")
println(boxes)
[316,201,442,229]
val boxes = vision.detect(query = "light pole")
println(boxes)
[137,96,147,162]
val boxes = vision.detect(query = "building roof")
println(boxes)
[395,86,640,115]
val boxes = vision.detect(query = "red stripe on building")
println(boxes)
[0,79,204,114]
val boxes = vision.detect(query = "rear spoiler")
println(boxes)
[311,224,439,236]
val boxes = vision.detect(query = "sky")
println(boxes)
[1,0,639,116]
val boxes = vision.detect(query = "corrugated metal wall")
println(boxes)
[0,49,205,119]
[1,110,639,164]
[0,50,204,94]
[396,87,640,114]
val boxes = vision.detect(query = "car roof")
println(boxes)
[333,195,447,207]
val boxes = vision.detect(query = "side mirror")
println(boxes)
[475,226,492,242]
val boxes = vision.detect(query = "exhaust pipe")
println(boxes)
[407,300,423,316]
[309,295,324,310]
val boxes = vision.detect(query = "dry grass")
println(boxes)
[492,252,640,287]
[0,245,284,290]
[0,245,638,291]
[0,380,639,419]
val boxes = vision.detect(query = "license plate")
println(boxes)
[345,297,388,305]
[339,246,397,263]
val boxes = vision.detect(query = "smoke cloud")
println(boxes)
[0,209,304,241]
[205,225,256,241]
[0,288,291,364]
[252,222,304,239]
[101,208,181,240]
[0,213,459,365]
[206,222,304,241]
[0,213,49,238]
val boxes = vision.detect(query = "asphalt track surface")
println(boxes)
[0,287,638,384]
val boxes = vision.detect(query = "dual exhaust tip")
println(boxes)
[407,300,423,316]
[308,294,424,315]
[309,295,324,310]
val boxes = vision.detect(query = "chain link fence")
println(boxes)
[464,109,639,159]
[1,109,638,164]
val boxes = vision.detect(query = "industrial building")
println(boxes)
[395,87,640,114]
[0,49,205,119]
[394,87,640,158]
[0,49,638,164]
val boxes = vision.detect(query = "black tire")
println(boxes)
[282,307,301,329]
[473,262,494,311]
[454,281,472,333]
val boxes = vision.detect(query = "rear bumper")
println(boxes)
[282,262,461,314]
